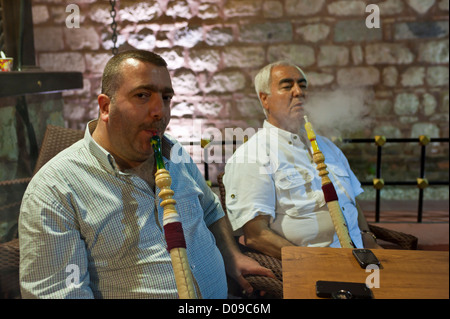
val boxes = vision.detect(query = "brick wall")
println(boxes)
[30,0,448,194]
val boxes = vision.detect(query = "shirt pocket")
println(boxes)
[274,168,325,217]
[326,163,349,178]
[174,186,203,223]
[174,188,216,244]
[326,162,355,203]
[275,168,312,188]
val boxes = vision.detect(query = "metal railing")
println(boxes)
[342,136,449,222]
[184,136,449,223]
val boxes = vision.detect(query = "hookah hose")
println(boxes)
[304,116,355,248]
[150,134,198,298]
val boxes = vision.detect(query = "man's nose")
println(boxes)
[149,93,164,120]
[292,84,302,97]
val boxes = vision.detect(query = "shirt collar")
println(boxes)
[84,119,174,174]
[263,120,305,147]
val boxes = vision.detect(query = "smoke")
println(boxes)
[303,88,373,139]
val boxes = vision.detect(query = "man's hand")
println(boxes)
[356,202,384,249]
[362,232,384,249]
[243,214,295,259]
[208,216,276,295]
[226,252,276,295]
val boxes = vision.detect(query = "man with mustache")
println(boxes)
[19,50,273,299]
[223,61,380,260]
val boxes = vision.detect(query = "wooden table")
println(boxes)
[282,247,449,299]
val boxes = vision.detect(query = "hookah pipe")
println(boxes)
[150,134,198,299]
[304,116,355,249]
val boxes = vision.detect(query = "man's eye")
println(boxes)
[163,95,173,102]
[136,92,150,99]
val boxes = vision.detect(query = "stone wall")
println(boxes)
[1,0,447,241]
[29,0,448,195]
[28,0,450,193]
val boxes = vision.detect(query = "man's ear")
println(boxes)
[97,94,111,122]
[259,92,269,113]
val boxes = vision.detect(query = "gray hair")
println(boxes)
[254,61,308,117]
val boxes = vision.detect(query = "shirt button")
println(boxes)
[288,141,293,145]
[231,194,235,199]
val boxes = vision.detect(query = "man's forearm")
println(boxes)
[356,201,381,248]
[245,228,294,260]
[356,201,370,232]
[243,215,295,260]
[208,216,241,263]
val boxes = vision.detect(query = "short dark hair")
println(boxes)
[101,50,168,100]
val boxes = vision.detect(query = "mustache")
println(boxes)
[139,121,167,132]
[291,99,306,107]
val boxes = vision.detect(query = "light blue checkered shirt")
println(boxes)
[19,121,227,299]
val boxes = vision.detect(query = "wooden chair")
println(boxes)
[367,223,418,250]
[0,125,84,299]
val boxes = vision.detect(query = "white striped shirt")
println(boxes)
[19,120,227,299]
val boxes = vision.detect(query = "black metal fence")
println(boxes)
[342,136,449,223]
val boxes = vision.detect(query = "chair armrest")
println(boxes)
[369,224,418,250]
[0,238,21,299]
[0,178,32,187]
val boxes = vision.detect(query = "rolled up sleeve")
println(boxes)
[223,160,276,233]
